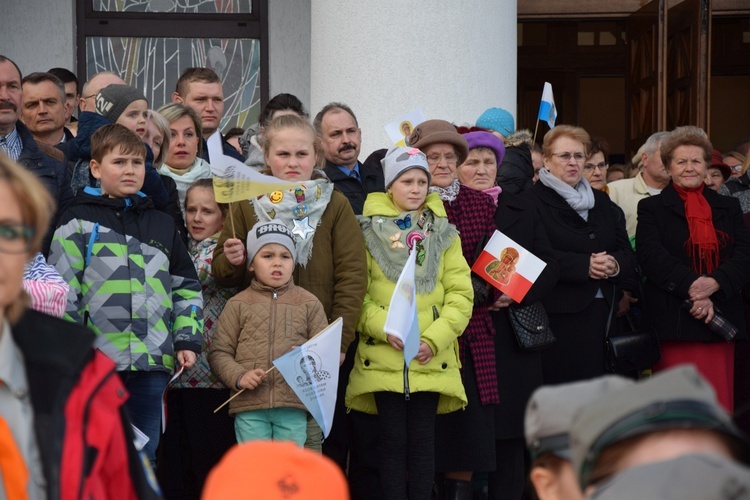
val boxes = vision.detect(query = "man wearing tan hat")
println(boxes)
[570,365,747,495]
[524,375,634,500]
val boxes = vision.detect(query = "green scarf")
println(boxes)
[359,208,457,294]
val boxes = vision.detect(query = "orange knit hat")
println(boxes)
[202,441,349,499]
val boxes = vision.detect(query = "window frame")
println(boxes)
[75,0,269,113]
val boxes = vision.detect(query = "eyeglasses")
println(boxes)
[0,223,34,254]
[583,161,609,172]
[731,165,743,172]
[426,153,459,166]
[551,152,586,164]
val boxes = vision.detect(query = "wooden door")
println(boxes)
[666,0,711,132]
[625,0,665,157]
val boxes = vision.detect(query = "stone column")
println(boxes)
[310,0,517,156]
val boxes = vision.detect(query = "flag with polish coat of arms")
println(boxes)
[472,230,547,303]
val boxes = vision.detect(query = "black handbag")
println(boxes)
[605,291,661,373]
[508,302,556,351]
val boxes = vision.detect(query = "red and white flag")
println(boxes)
[472,230,547,302]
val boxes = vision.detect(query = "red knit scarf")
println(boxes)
[672,183,726,274]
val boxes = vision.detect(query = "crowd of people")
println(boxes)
[2,52,750,499]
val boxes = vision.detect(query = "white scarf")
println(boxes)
[429,178,461,202]
[159,157,212,214]
[538,168,595,221]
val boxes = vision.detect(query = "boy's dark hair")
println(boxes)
[260,93,308,128]
[91,124,147,162]
[175,67,221,97]
[47,67,79,93]
[224,127,245,140]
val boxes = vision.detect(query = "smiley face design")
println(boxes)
[269,191,284,204]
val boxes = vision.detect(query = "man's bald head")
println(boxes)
[80,71,126,112]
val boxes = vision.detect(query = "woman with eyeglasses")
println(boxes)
[583,137,610,193]
[408,121,559,499]
[527,125,635,386]
[0,154,160,499]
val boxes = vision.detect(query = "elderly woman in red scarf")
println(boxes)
[636,126,750,411]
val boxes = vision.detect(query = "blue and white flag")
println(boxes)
[384,250,420,365]
[272,317,343,438]
[537,82,557,128]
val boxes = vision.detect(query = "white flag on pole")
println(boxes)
[537,82,557,128]
[206,131,299,202]
[384,250,420,365]
[272,317,343,438]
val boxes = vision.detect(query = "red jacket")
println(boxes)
[12,309,161,499]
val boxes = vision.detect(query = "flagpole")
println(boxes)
[533,118,541,146]
[229,202,237,240]
[213,365,278,414]
[212,321,338,414]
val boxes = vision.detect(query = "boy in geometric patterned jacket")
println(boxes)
[49,123,204,466]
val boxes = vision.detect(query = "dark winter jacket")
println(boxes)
[497,130,535,195]
[637,184,750,342]
[201,133,246,164]
[323,160,385,216]
[15,120,74,255]
[61,111,169,209]
[49,187,203,373]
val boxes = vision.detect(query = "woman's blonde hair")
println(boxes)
[739,153,750,176]
[263,114,325,170]
[156,102,203,157]
[146,109,172,167]
[542,125,591,159]
[0,153,54,322]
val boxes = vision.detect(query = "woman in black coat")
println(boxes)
[637,126,750,412]
[526,125,636,385]
[487,190,559,500]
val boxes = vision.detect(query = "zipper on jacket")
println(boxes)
[85,222,100,266]
[269,288,278,408]
[403,363,410,401]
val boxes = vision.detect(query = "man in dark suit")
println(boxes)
[314,102,384,215]
[0,55,73,255]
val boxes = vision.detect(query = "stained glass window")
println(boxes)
[86,36,261,131]
[92,0,253,14]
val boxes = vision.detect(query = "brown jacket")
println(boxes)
[208,279,329,415]
[212,186,367,352]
